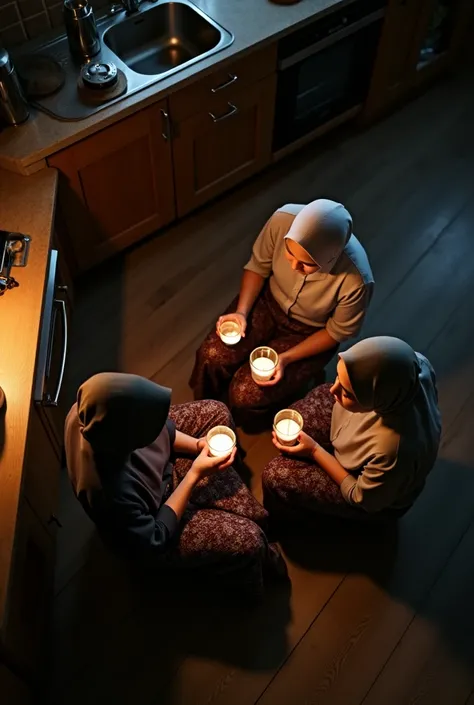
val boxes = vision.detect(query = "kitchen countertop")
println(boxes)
[0,167,57,628]
[0,0,347,174]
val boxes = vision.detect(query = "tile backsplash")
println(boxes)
[0,0,109,49]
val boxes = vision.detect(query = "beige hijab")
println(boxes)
[65,372,171,498]
[284,198,353,273]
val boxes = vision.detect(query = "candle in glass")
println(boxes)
[273,409,303,446]
[250,347,278,382]
[218,320,242,345]
[206,425,236,458]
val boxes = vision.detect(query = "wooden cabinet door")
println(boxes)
[363,0,426,119]
[48,101,175,271]
[172,74,277,217]
[410,0,474,87]
[0,665,32,705]
[23,408,61,540]
[1,500,54,680]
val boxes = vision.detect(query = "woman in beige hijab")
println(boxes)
[262,337,442,521]
[65,373,285,601]
[190,199,374,424]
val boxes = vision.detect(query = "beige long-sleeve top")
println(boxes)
[332,354,442,512]
[244,205,374,342]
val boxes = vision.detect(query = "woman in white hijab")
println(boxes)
[190,199,374,424]
[262,337,442,521]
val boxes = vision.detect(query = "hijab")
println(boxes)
[77,372,171,455]
[331,337,441,506]
[65,373,172,505]
[284,199,353,273]
[339,336,421,416]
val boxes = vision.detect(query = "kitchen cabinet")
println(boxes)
[412,0,473,86]
[2,498,55,682]
[169,45,277,217]
[363,0,427,118]
[0,664,32,705]
[363,0,472,120]
[23,408,62,540]
[0,169,65,701]
[48,100,175,271]
[172,73,277,217]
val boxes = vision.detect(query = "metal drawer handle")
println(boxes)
[160,109,170,141]
[209,102,238,123]
[44,299,68,407]
[211,73,238,93]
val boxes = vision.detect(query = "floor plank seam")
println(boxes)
[358,510,474,705]
[252,573,351,705]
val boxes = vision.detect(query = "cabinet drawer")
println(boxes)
[170,43,277,121]
[173,73,277,217]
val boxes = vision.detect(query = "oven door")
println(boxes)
[33,249,70,455]
[273,10,385,151]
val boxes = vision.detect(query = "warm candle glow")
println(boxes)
[219,320,242,345]
[250,347,278,382]
[275,418,300,442]
[274,409,303,446]
[206,425,236,458]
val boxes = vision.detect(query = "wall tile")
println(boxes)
[46,1,63,27]
[18,0,44,18]
[23,10,51,37]
[0,1,20,26]
[0,21,27,46]
[0,0,110,48]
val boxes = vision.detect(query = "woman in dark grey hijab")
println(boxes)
[65,372,285,600]
[262,337,442,521]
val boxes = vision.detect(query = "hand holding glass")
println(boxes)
[273,409,303,446]
[206,425,236,458]
[250,347,278,383]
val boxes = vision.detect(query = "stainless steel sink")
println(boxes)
[104,1,223,76]
[14,0,233,121]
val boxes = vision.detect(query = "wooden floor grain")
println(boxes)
[53,68,474,705]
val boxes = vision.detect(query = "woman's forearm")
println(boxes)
[174,430,200,456]
[282,328,338,365]
[164,470,199,521]
[236,270,266,317]
[312,443,349,486]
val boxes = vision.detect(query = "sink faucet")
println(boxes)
[120,0,140,12]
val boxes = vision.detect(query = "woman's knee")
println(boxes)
[196,333,223,365]
[262,458,287,496]
[229,370,264,410]
[201,399,233,427]
[233,520,266,561]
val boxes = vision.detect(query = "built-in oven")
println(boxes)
[33,249,70,454]
[273,0,387,153]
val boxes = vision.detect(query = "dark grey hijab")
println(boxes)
[78,372,171,455]
[339,336,421,415]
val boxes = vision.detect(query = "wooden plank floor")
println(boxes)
[52,67,474,705]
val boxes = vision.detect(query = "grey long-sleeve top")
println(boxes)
[331,354,442,513]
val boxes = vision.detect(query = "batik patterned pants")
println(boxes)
[165,399,283,599]
[189,287,337,422]
[262,384,405,524]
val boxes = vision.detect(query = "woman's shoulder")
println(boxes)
[334,235,374,288]
[268,204,304,236]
